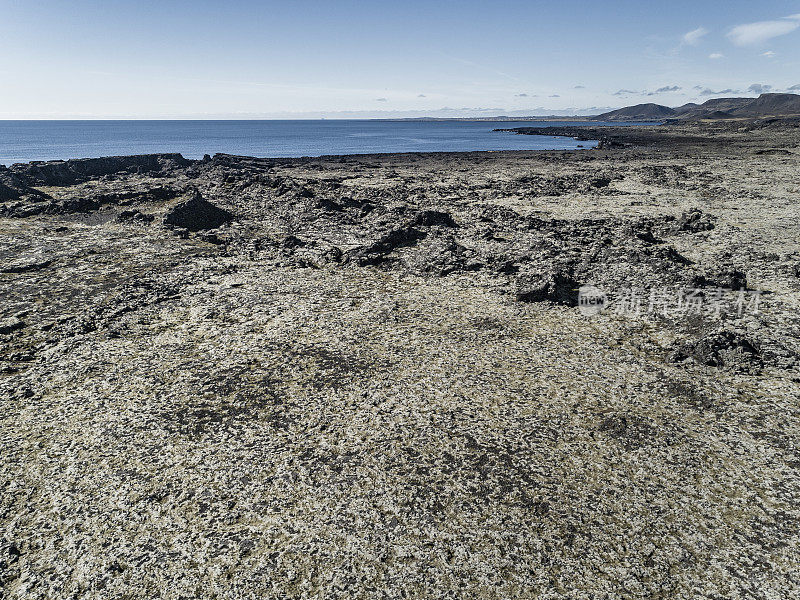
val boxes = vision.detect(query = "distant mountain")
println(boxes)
[595,103,678,121]
[593,93,800,121]
[673,102,699,114]
[727,93,800,117]
[687,97,753,112]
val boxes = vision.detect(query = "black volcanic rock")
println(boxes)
[672,208,716,233]
[9,153,191,186]
[411,209,457,227]
[670,330,763,374]
[162,190,233,232]
[515,269,579,305]
[116,209,155,224]
[0,317,25,335]
[0,168,48,202]
[0,181,21,202]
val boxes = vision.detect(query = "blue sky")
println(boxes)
[2,0,799,118]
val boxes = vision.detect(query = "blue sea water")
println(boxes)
[0,120,653,166]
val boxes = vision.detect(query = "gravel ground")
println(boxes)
[1,122,799,598]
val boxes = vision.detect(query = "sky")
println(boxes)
[2,0,800,119]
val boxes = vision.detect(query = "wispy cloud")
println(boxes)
[761,50,776,58]
[375,97,388,102]
[515,93,529,97]
[653,85,681,93]
[682,27,709,46]
[727,14,800,46]
[573,85,586,89]
[613,89,638,96]
[699,88,740,96]
[709,52,724,59]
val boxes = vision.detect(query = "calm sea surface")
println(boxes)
[0,120,654,165]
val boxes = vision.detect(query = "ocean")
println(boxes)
[0,120,650,166]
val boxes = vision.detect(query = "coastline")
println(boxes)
[0,119,649,166]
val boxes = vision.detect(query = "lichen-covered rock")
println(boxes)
[1,124,799,598]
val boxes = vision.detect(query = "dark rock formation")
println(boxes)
[116,209,155,224]
[515,269,580,305]
[691,269,747,290]
[9,153,191,186]
[670,330,763,373]
[0,180,20,202]
[162,190,233,232]
[672,209,716,233]
[1,259,52,274]
[0,168,49,202]
[0,317,25,335]
[349,223,425,266]
[411,209,457,228]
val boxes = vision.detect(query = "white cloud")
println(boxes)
[682,27,709,45]
[727,15,800,46]
[762,50,776,57]
[709,52,725,59]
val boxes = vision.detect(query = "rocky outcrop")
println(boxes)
[670,208,716,233]
[0,317,25,335]
[162,190,233,232]
[515,269,579,304]
[9,153,191,186]
[0,167,49,202]
[116,209,155,224]
[670,330,763,374]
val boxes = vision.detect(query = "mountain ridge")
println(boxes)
[594,93,800,121]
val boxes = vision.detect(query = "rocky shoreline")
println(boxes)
[1,121,800,598]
